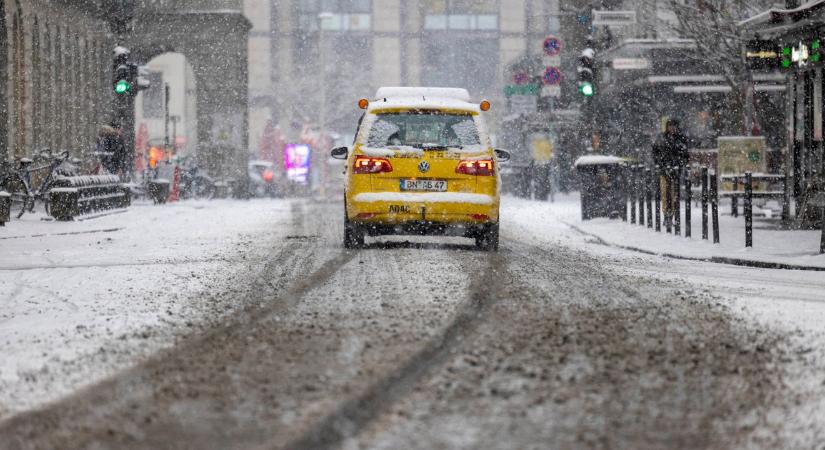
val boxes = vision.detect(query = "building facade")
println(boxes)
[743,2,825,217]
[2,0,251,185]
[246,0,568,144]
[0,0,115,163]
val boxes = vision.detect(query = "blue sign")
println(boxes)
[543,36,562,56]
[542,67,562,85]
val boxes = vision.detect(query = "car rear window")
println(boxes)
[366,112,481,149]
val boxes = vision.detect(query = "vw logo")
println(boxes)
[418,161,430,173]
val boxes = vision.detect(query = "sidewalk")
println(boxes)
[0,198,295,418]
[507,193,825,270]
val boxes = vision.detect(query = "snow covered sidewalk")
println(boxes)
[505,193,825,270]
[0,199,294,419]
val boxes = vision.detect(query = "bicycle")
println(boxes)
[0,150,70,218]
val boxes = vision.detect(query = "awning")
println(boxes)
[649,73,785,83]
[673,84,786,93]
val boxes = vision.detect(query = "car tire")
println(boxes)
[344,217,365,249]
[475,223,499,252]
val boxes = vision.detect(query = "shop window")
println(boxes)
[299,0,371,32]
[423,0,498,30]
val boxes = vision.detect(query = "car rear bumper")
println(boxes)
[347,191,499,226]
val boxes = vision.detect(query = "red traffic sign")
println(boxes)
[543,36,562,56]
[542,67,562,85]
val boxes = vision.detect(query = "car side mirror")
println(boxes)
[330,146,348,160]
[494,149,511,163]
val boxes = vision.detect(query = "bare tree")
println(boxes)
[658,0,776,135]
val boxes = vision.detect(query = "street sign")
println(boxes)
[509,95,538,115]
[544,55,561,66]
[543,36,562,57]
[513,72,530,84]
[592,10,636,26]
[612,58,650,70]
[542,67,562,85]
[504,84,539,96]
[541,85,561,98]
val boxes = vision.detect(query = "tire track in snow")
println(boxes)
[284,249,512,450]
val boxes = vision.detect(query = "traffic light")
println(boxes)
[113,46,132,95]
[112,45,150,96]
[577,47,596,97]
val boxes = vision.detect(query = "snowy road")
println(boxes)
[1,198,824,449]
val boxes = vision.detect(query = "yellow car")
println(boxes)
[331,87,510,251]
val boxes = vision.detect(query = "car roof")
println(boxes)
[374,87,471,102]
[369,87,480,114]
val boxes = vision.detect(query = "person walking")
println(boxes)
[95,124,127,176]
[652,119,690,228]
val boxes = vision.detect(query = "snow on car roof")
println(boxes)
[573,155,627,167]
[367,96,481,114]
[375,87,471,102]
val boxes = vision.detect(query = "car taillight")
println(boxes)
[353,156,393,174]
[456,159,494,176]
[262,169,274,182]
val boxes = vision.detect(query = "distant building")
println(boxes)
[134,54,198,156]
[245,0,569,142]
[0,0,115,162]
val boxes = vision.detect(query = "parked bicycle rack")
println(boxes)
[49,175,130,221]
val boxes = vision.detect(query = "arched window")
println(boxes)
[43,24,53,149]
[0,0,8,160]
[65,34,75,151]
[32,17,40,149]
[55,25,65,151]
[12,11,26,157]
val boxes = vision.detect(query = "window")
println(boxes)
[421,35,499,99]
[298,0,371,32]
[548,16,561,34]
[423,0,498,30]
[142,72,164,119]
[366,113,480,149]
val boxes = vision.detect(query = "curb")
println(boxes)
[564,222,825,272]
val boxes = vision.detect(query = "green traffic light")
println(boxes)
[579,82,594,96]
[114,80,130,94]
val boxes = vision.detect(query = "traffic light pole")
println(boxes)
[111,46,149,180]
[114,95,136,179]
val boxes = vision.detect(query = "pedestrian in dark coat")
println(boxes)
[96,125,126,175]
[652,119,690,173]
[652,119,690,226]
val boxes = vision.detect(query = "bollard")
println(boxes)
[710,171,720,244]
[820,205,824,254]
[629,166,636,224]
[701,167,709,240]
[622,166,629,222]
[655,167,662,232]
[665,168,673,234]
[646,168,653,228]
[637,166,646,226]
[684,168,692,238]
[745,171,753,247]
[731,176,739,217]
[782,174,791,222]
[674,170,681,236]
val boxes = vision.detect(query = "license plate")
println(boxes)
[400,179,448,192]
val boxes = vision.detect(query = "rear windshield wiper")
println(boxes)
[419,144,462,151]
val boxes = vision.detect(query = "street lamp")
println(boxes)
[318,11,334,197]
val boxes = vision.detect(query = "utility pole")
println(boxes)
[164,83,170,152]
[318,12,334,198]
[112,46,149,178]
[170,115,180,153]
